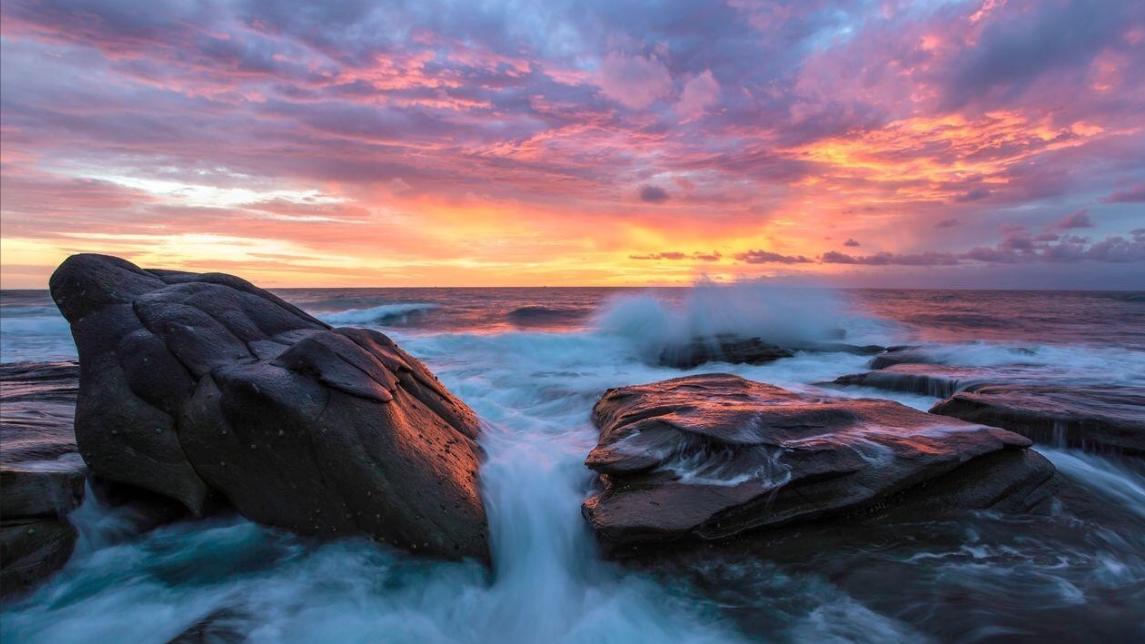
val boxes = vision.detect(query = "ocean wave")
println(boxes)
[591,280,895,363]
[319,303,439,326]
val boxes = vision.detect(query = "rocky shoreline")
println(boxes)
[3,254,1141,600]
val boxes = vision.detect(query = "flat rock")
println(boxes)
[583,374,1055,548]
[0,462,86,519]
[931,385,1145,456]
[832,363,1051,398]
[49,253,488,560]
[868,346,936,369]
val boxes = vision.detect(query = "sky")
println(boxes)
[1,0,1143,288]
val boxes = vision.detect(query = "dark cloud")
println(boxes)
[843,238,860,247]
[942,0,1138,108]
[734,250,812,264]
[935,218,960,229]
[820,251,960,266]
[1053,210,1093,230]
[953,187,990,203]
[639,185,670,203]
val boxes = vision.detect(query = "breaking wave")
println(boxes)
[591,280,893,362]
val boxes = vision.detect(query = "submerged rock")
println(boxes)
[931,385,1145,456]
[49,253,489,560]
[657,335,884,369]
[658,335,794,369]
[582,374,1054,548]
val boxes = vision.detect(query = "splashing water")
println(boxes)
[592,280,894,363]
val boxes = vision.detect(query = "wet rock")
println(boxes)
[0,519,77,597]
[831,364,1050,398]
[658,335,795,368]
[931,385,1145,456]
[0,462,86,598]
[583,374,1054,549]
[868,346,933,370]
[49,253,489,560]
[1,462,85,519]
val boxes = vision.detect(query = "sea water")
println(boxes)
[1,285,1143,642]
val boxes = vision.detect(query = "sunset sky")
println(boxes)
[2,0,1143,288]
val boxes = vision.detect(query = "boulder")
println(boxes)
[931,385,1145,456]
[49,253,488,560]
[582,374,1054,548]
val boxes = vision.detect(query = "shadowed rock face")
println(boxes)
[0,362,85,596]
[931,385,1145,456]
[49,254,488,560]
[583,374,1054,548]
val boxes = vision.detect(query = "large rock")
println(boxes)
[931,385,1145,456]
[49,254,488,559]
[582,374,1054,548]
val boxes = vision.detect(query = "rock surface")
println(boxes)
[0,462,85,597]
[0,363,87,597]
[0,519,78,597]
[49,253,488,559]
[583,374,1054,548]
[931,385,1145,456]
[832,363,1050,398]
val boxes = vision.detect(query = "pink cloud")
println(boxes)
[676,70,719,120]
[596,51,673,109]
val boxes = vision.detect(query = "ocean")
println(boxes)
[1,284,1143,642]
